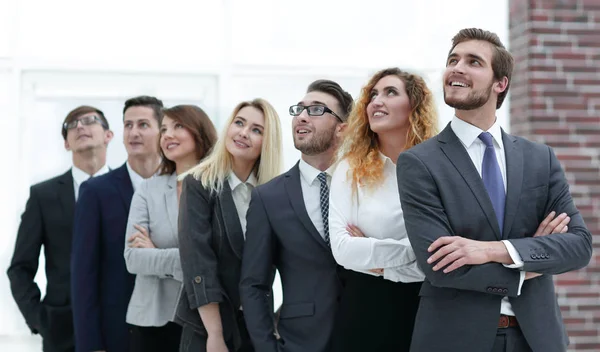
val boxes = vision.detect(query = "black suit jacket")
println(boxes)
[71,163,135,352]
[7,169,75,351]
[240,163,343,352]
[397,124,593,352]
[175,175,250,350]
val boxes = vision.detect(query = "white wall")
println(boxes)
[0,0,509,337]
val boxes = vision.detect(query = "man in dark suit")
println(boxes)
[397,28,593,352]
[240,80,354,352]
[7,106,113,352]
[71,96,163,352]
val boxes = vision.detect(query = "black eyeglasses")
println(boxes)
[63,115,107,130]
[289,105,343,122]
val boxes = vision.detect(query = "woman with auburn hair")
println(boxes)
[124,104,218,352]
[176,98,283,352]
[329,68,438,351]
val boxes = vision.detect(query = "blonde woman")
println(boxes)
[176,99,283,352]
[329,68,438,351]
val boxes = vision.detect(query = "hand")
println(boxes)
[346,224,366,237]
[368,268,384,275]
[534,211,569,237]
[427,236,502,273]
[207,334,229,352]
[127,225,156,248]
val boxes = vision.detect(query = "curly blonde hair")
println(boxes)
[340,67,438,192]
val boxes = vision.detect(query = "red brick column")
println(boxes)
[509,0,600,350]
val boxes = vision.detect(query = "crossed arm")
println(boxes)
[396,149,591,297]
[123,182,182,281]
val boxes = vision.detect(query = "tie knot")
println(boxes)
[317,172,328,185]
[478,132,495,148]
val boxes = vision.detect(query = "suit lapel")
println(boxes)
[284,163,329,251]
[164,173,179,243]
[57,170,75,222]
[219,182,244,259]
[437,125,502,240]
[114,163,134,210]
[502,132,523,239]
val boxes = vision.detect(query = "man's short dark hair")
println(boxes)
[123,96,164,121]
[307,80,354,122]
[61,105,110,140]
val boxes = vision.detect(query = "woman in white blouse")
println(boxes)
[176,99,283,352]
[329,68,438,352]
[124,105,218,352]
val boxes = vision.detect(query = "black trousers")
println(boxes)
[491,327,533,352]
[330,270,421,352]
[129,322,182,352]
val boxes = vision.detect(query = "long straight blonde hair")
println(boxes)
[183,98,283,193]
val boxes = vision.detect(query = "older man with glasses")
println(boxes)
[7,105,113,352]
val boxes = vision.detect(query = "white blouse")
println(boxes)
[228,171,257,236]
[329,154,425,283]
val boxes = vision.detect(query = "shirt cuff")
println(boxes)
[501,240,524,269]
[517,271,525,296]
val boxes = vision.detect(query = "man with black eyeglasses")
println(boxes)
[7,106,113,352]
[241,80,353,352]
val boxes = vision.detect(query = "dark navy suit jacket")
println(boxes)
[71,163,135,352]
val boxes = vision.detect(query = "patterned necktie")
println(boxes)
[478,132,506,236]
[317,172,330,245]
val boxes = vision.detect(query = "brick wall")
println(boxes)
[509,0,600,350]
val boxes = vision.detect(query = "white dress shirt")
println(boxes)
[126,162,145,192]
[72,164,110,200]
[329,155,425,283]
[228,171,258,236]
[450,116,525,316]
[299,159,333,240]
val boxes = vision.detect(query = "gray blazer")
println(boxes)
[240,163,343,352]
[124,173,184,327]
[397,124,592,352]
[175,175,249,350]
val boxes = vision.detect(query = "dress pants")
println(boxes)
[491,327,533,352]
[129,321,182,352]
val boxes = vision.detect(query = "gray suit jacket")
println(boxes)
[240,163,343,352]
[397,124,592,352]
[124,173,183,327]
[175,175,248,350]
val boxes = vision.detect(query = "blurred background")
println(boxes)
[0,0,597,351]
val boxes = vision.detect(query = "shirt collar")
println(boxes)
[72,164,110,185]
[450,116,504,150]
[228,171,258,190]
[299,158,333,185]
[126,162,145,190]
[379,152,396,167]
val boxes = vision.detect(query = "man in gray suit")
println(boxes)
[240,79,354,352]
[397,28,593,352]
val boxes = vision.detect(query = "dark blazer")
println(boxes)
[175,174,249,350]
[71,163,135,352]
[240,163,343,352]
[7,170,75,351]
[397,124,593,352]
